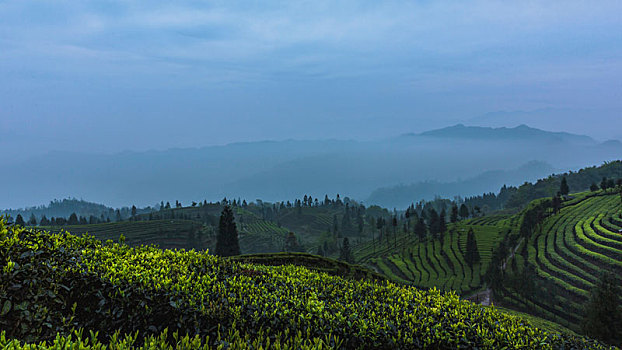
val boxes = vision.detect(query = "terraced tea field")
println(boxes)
[354,217,515,295]
[500,191,622,332]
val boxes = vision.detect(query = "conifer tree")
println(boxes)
[415,217,427,240]
[28,213,37,226]
[15,214,25,227]
[68,213,79,225]
[459,204,469,220]
[465,228,480,268]
[450,204,458,223]
[560,177,570,196]
[339,237,354,263]
[215,205,240,256]
[39,215,50,226]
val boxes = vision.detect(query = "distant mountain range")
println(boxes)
[414,124,595,144]
[2,124,621,210]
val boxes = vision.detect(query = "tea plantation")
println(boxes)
[0,218,613,349]
[500,190,622,334]
[353,218,516,295]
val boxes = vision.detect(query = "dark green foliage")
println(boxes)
[39,215,50,226]
[415,217,427,240]
[27,214,37,226]
[519,198,551,239]
[560,177,569,196]
[14,215,25,227]
[427,208,440,237]
[283,232,302,252]
[339,237,353,263]
[590,182,599,191]
[459,204,469,219]
[450,204,458,223]
[601,177,608,191]
[582,272,622,346]
[215,206,240,256]
[465,228,480,268]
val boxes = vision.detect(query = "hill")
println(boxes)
[0,219,612,349]
[417,124,595,144]
[497,189,622,337]
[353,215,516,296]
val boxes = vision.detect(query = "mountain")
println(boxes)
[366,161,556,209]
[415,124,595,144]
[3,124,621,210]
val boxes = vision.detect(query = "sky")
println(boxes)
[1,0,621,159]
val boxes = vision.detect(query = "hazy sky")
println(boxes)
[1,0,621,158]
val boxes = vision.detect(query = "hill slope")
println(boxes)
[0,220,612,349]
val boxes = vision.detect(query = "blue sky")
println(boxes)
[1,0,621,158]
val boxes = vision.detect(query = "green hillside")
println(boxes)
[353,217,516,295]
[0,220,613,349]
[498,189,622,334]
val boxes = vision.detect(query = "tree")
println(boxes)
[414,217,427,240]
[439,209,447,236]
[68,213,79,225]
[15,214,25,227]
[601,177,608,191]
[450,204,458,223]
[582,272,622,346]
[131,205,137,219]
[560,176,569,196]
[459,204,469,220]
[465,228,480,268]
[427,209,439,237]
[284,232,300,252]
[215,206,240,256]
[28,213,37,226]
[339,237,354,263]
[590,182,599,192]
[39,215,50,226]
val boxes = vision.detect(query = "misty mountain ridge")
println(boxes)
[2,124,621,210]
[403,124,596,144]
[366,160,556,209]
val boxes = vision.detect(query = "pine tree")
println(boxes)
[415,217,427,240]
[15,214,25,227]
[465,228,480,268]
[450,204,458,223]
[215,206,240,256]
[560,177,570,196]
[428,209,439,237]
[459,204,469,220]
[39,215,50,226]
[28,213,37,226]
[339,237,354,263]
[582,272,622,346]
[68,213,79,225]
